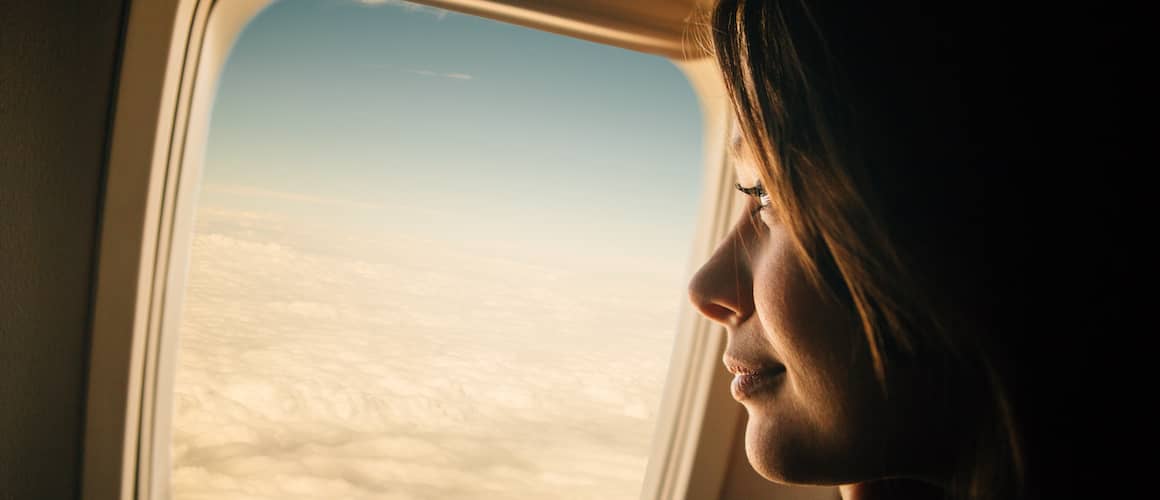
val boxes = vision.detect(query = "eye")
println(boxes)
[734,182,772,216]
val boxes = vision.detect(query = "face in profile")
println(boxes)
[687,133,947,488]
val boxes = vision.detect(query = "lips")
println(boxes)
[724,356,786,401]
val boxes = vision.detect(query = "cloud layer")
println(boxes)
[170,205,684,499]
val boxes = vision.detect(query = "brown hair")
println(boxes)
[706,0,1029,498]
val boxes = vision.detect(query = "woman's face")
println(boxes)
[687,133,944,487]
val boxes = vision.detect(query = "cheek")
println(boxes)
[752,228,860,403]
[747,228,886,480]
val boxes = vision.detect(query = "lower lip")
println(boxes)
[730,368,786,401]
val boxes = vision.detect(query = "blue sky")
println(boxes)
[200,0,703,270]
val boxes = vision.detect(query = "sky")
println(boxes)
[171,1,704,498]
[201,0,702,269]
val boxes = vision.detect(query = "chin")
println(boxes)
[839,479,946,500]
[743,414,948,500]
[741,405,872,487]
[742,409,829,485]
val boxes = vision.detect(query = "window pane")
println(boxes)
[171,2,702,499]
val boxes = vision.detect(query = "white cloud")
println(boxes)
[354,0,450,20]
[404,69,475,81]
[170,207,681,499]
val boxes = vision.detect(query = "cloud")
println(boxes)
[354,0,450,20]
[169,206,682,499]
[404,69,475,81]
[203,184,385,211]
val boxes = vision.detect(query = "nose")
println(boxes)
[687,225,755,328]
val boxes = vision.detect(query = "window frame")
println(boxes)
[82,1,746,499]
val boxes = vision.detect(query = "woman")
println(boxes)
[687,1,1040,499]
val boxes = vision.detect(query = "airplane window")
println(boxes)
[170,1,702,499]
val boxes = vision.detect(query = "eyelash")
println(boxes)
[735,182,772,216]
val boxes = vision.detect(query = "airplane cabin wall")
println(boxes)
[0,1,129,498]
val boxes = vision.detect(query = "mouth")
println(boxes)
[724,357,786,401]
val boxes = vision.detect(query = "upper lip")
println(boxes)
[723,354,784,376]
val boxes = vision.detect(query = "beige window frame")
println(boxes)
[82,1,747,499]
